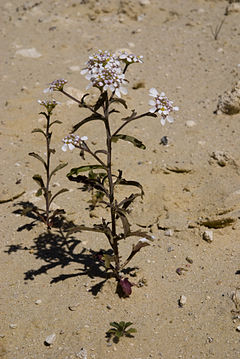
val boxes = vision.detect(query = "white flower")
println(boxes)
[38,99,60,113]
[149,88,179,125]
[44,79,67,93]
[62,134,88,152]
[81,50,128,97]
[118,51,144,64]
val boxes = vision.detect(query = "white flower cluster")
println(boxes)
[62,134,88,152]
[118,52,143,64]
[81,50,142,98]
[38,99,60,113]
[44,79,68,93]
[149,88,179,126]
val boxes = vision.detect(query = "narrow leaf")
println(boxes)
[72,113,103,133]
[116,208,130,238]
[122,110,137,121]
[116,178,144,197]
[32,174,45,188]
[35,188,42,197]
[49,120,62,127]
[94,91,107,111]
[29,152,47,170]
[112,134,146,150]
[110,98,128,109]
[67,165,106,177]
[50,162,68,179]
[49,188,69,205]
[31,128,46,137]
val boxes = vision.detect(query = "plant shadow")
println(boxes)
[9,201,138,296]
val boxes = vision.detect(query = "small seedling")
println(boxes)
[29,99,68,229]
[106,321,137,343]
[210,18,225,40]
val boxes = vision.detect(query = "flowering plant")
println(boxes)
[43,50,178,296]
[29,100,68,229]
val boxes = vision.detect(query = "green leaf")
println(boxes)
[94,91,107,111]
[49,188,69,205]
[32,174,45,188]
[110,322,121,329]
[111,134,146,150]
[29,152,47,170]
[126,328,137,334]
[31,128,46,137]
[110,98,128,109]
[35,188,42,197]
[50,162,68,179]
[72,114,103,133]
[67,165,106,177]
[103,254,114,269]
[49,120,62,127]
[116,208,130,238]
[116,178,144,197]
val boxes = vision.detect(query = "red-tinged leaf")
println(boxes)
[119,278,133,297]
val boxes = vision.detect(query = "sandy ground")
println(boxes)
[1,0,240,358]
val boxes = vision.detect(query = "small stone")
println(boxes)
[44,333,56,346]
[236,325,240,332]
[179,295,187,307]
[68,303,80,311]
[0,334,5,338]
[9,324,17,329]
[186,256,193,264]
[164,229,173,237]
[185,120,196,128]
[106,304,112,310]
[16,48,42,58]
[76,347,87,358]
[139,0,151,5]
[203,230,213,243]
[35,299,42,305]
[226,3,240,14]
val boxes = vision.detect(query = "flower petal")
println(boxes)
[149,88,158,97]
[68,143,75,151]
[62,144,68,152]
[160,118,166,126]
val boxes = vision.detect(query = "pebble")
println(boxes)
[76,347,87,358]
[68,303,80,311]
[9,324,17,329]
[16,48,42,58]
[164,229,173,237]
[226,3,240,14]
[139,0,151,5]
[0,334,5,338]
[203,230,213,243]
[179,295,187,307]
[44,333,56,346]
[185,120,196,128]
[236,326,240,332]
[35,299,42,305]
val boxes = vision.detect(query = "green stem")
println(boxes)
[45,114,51,229]
[103,93,120,273]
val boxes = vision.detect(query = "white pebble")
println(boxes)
[139,0,151,5]
[185,120,196,128]
[236,325,240,332]
[35,299,42,305]
[44,333,56,345]
[179,295,187,307]
[9,323,17,329]
[203,230,213,243]
[164,229,173,237]
[76,347,87,358]
[16,48,42,58]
